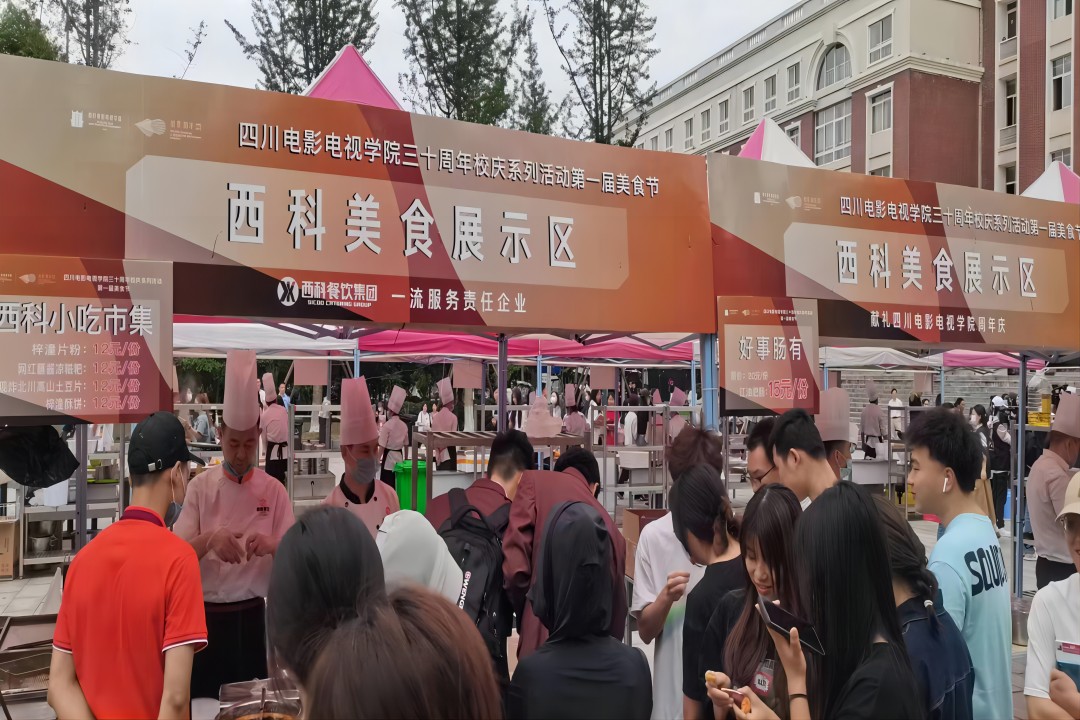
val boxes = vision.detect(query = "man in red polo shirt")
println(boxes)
[49,412,207,720]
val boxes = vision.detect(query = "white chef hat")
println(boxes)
[437,377,454,406]
[1052,392,1080,439]
[671,387,687,407]
[816,388,852,443]
[388,385,406,415]
[262,373,277,402]
[341,377,378,446]
[223,350,259,431]
[564,385,576,407]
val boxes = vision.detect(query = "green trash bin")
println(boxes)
[394,460,428,514]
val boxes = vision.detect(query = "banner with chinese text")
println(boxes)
[0,55,714,335]
[0,256,173,424]
[718,297,820,415]
[710,155,1080,352]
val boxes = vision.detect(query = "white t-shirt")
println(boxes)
[631,514,704,720]
[1025,573,1080,699]
[623,413,638,447]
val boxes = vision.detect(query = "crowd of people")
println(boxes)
[44,351,1080,720]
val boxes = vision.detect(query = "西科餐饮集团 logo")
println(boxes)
[277,277,299,307]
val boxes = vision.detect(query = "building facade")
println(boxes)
[620,0,1077,193]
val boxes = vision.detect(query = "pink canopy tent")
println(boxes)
[737,117,815,168]
[943,350,1044,370]
[1022,161,1080,204]
[302,44,402,110]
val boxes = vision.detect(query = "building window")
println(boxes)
[815,98,852,165]
[786,124,801,147]
[787,63,801,102]
[1053,0,1073,19]
[1005,79,1018,127]
[664,128,673,150]
[1051,148,1072,167]
[869,16,893,64]
[1005,165,1017,194]
[718,100,730,134]
[649,136,658,151]
[743,86,756,123]
[1006,2,1017,40]
[869,166,892,177]
[684,118,694,149]
[1052,55,1072,110]
[817,44,852,90]
[871,90,892,133]
[701,108,712,142]
[635,143,643,150]
[764,76,777,113]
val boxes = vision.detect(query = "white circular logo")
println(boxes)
[277,277,299,307]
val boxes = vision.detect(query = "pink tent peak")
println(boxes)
[303,44,402,111]
[1060,162,1080,204]
[738,122,766,160]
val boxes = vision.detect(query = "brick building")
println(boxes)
[618,0,1077,192]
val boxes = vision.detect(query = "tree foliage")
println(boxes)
[541,0,657,144]
[51,0,129,68]
[512,7,556,135]
[226,0,378,94]
[0,2,61,61]
[396,0,524,125]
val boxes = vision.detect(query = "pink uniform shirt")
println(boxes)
[431,407,459,464]
[378,416,409,471]
[562,411,589,437]
[173,465,295,603]
[261,403,290,445]
[323,480,401,536]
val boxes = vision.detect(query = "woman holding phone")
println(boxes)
[699,484,802,720]
[709,483,925,720]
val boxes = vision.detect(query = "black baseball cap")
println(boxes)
[128,412,205,476]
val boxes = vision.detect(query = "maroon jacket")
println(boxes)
[425,477,510,532]
[502,468,627,660]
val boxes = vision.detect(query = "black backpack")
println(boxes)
[438,489,513,665]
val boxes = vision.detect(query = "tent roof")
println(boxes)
[1022,161,1080,204]
[302,44,402,110]
[738,117,815,168]
[174,322,356,359]
[820,346,1044,370]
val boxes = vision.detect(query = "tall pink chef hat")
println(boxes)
[671,387,687,407]
[652,389,662,405]
[815,388,852,443]
[1052,392,1080,439]
[341,376,379,446]
[388,385,406,415]
[438,377,454,406]
[262,373,277,402]
[564,385,576,407]
[223,350,260,431]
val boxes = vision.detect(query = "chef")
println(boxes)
[323,376,401,536]
[667,387,690,442]
[817,387,855,482]
[561,385,589,438]
[174,350,296,700]
[431,377,459,471]
[260,373,290,486]
[379,385,409,488]
[1028,391,1080,587]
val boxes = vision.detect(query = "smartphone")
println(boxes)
[757,596,826,656]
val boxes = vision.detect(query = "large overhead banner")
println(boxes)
[710,155,1080,353]
[718,296,820,414]
[0,55,714,335]
[0,256,172,423]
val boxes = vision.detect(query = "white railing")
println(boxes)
[1000,124,1017,146]
[999,36,1017,60]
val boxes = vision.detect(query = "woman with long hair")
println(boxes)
[711,483,924,720]
[700,484,802,720]
[873,496,974,720]
[670,464,744,720]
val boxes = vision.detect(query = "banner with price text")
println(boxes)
[0,55,714,335]
[0,256,172,424]
[710,155,1080,353]
[718,297,820,415]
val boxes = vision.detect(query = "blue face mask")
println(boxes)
[223,459,254,483]
[840,466,852,483]
[165,502,182,527]
[351,456,379,484]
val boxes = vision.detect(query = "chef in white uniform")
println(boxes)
[379,385,409,488]
[323,376,401,537]
[667,387,689,443]
[817,387,856,483]
[431,378,459,471]
[174,350,296,699]
[260,372,290,486]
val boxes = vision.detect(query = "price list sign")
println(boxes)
[0,256,172,424]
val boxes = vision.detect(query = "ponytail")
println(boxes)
[872,494,941,632]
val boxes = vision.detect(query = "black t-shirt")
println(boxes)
[682,556,747,702]
[830,643,926,720]
[507,636,652,720]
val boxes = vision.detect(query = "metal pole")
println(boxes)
[823,365,830,390]
[939,366,946,406]
[690,357,698,409]
[700,334,719,430]
[1015,355,1027,599]
[353,347,360,378]
[536,354,544,468]
[75,424,88,550]
[481,360,488,432]
[497,335,508,433]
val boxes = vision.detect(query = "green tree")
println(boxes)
[396,0,524,125]
[226,0,378,94]
[512,8,556,135]
[0,2,61,60]
[51,0,130,68]
[541,0,658,144]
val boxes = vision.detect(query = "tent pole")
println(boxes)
[497,335,508,433]
[536,354,544,469]
[939,366,945,405]
[690,357,698,415]
[353,347,360,378]
[1015,355,1028,600]
[700,333,719,430]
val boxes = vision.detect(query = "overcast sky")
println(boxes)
[108,0,799,105]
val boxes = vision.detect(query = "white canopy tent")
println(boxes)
[173,322,356,359]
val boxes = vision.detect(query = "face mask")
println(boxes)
[222,459,254,483]
[165,502,182,527]
[839,465,852,483]
[351,455,379,484]
[970,414,979,428]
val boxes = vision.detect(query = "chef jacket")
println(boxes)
[562,411,589,438]
[174,465,295,604]
[323,479,401,537]
[431,407,459,464]
[379,416,409,471]
[261,403,290,445]
[668,414,688,442]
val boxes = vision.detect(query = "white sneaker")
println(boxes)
[999,527,1012,538]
